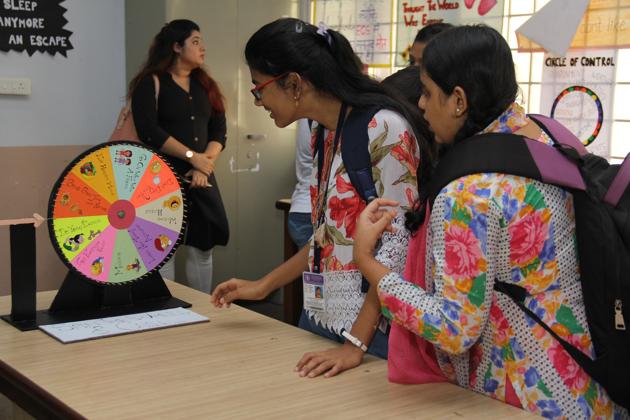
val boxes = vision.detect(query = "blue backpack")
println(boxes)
[312,107,380,292]
[312,107,379,204]
[428,114,630,409]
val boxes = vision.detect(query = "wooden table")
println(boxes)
[0,282,537,419]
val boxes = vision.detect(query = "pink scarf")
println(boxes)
[387,205,447,383]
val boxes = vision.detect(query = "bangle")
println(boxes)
[341,329,368,352]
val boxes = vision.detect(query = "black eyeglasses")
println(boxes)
[250,73,288,101]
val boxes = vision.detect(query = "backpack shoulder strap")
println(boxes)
[429,133,539,203]
[428,132,586,205]
[315,122,325,186]
[528,113,588,156]
[340,107,380,294]
[340,107,380,203]
[604,154,630,207]
[531,113,630,208]
[494,281,601,382]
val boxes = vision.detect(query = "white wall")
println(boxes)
[0,0,126,147]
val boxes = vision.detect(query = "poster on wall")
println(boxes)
[517,0,630,55]
[540,49,616,158]
[395,0,504,66]
[0,0,73,56]
[313,0,393,67]
[572,0,630,49]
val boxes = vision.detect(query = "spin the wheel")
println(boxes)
[2,141,191,331]
[49,142,185,283]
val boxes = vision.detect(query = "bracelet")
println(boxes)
[341,329,368,352]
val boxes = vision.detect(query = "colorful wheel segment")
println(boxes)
[48,142,186,285]
[550,85,604,146]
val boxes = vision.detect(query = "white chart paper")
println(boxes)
[39,307,209,344]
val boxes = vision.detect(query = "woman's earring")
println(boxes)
[294,96,299,107]
[456,108,461,115]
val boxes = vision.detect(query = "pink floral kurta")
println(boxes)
[377,104,628,419]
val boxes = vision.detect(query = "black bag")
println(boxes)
[184,173,229,251]
[428,114,630,409]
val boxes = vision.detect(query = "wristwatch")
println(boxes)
[185,150,194,159]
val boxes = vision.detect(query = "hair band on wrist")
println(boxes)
[341,329,368,352]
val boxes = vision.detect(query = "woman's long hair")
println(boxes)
[245,18,434,189]
[405,24,518,230]
[128,19,225,113]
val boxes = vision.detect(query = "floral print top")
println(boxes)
[308,109,420,334]
[377,103,628,419]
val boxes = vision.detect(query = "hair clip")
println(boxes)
[295,21,303,33]
[316,21,332,46]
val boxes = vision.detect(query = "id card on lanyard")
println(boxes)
[303,271,325,311]
[303,103,348,313]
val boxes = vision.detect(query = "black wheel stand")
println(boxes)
[1,224,190,331]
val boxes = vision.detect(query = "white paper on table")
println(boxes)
[39,307,209,344]
[516,0,590,57]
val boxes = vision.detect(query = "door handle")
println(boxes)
[245,133,267,140]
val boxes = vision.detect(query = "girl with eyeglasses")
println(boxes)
[212,18,433,378]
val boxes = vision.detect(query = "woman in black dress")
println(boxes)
[129,19,229,293]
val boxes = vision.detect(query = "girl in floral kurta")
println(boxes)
[305,110,419,337]
[376,103,626,418]
[353,25,628,419]
[212,18,428,379]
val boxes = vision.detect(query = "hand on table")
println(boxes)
[295,344,364,378]
[211,278,266,308]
